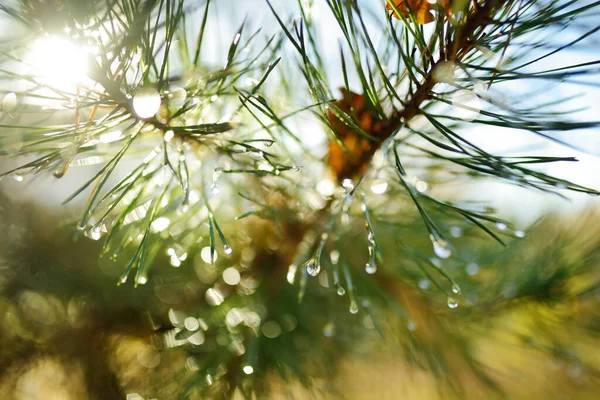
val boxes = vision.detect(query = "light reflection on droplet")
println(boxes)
[184,317,200,331]
[286,264,297,284]
[418,279,431,290]
[449,226,463,238]
[451,284,461,295]
[365,263,377,275]
[431,235,452,259]
[466,262,479,276]
[188,330,205,345]
[342,178,355,192]
[226,308,244,327]
[201,246,217,263]
[370,180,388,194]
[305,258,320,277]
[415,180,428,193]
[151,217,170,233]
[447,297,459,309]
[223,267,241,286]
[323,322,335,337]
[496,222,507,231]
[316,179,335,196]
[244,311,261,328]
[330,250,340,264]
[133,87,161,119]
[205,288,224,306]
[242,365,254,375]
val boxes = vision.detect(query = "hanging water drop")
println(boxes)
[322,322,335,337]
[133,87,161,118]
[286,264,297,284]
[292,165,301,172]
[370,180,388,195]
[223,245,232,255]
[431,237,452,259]
[342,178,355,193]
[349,301,359,314]
[305,258,320,277]
[337,286,346,296]
[496,222,507,231]
[447,297,459,309]
[451,284,461,295]
[211,167,223,195]
[365,263,377,275]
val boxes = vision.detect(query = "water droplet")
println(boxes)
[222,267,241,285]
[263,140,274,147]
[349,301,359,314]
[164,130,175,142]
[447,297,459,309]
[317,179,335,196]
[205,288,224,306]
[555,182,567,190]
[418,279,430,290]
[251,150,263,159]
[451,284,461,294]
[432,237,452,259]
[449,226,463,238]
[336,286,346,296]
[205,374,214,386]
[323,322,335,337]
[466,262,479,276]
[415,180,428,193]
[515,230,526,238]
[305,258,320,277]
[151,217,171,233]
[242,365,254,375]
[286,264,297,284]
[133,87,161,118]
[200,246,217,263]
[13,174,23,182]
[342,178,355,192]
[292,165,301,172]
[1,92,17,112]
[365,263,377,275]
[211,167,223,195]
[330,250,340,264]
[223,245,232,255]
[407,321,416,331]
[496,222,507,231]
[370,180,388,194]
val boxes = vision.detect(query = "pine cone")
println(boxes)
[327,89,397,182]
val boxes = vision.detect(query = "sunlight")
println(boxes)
[25,36,90,91]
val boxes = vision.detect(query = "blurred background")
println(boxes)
[1,0,600,399]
